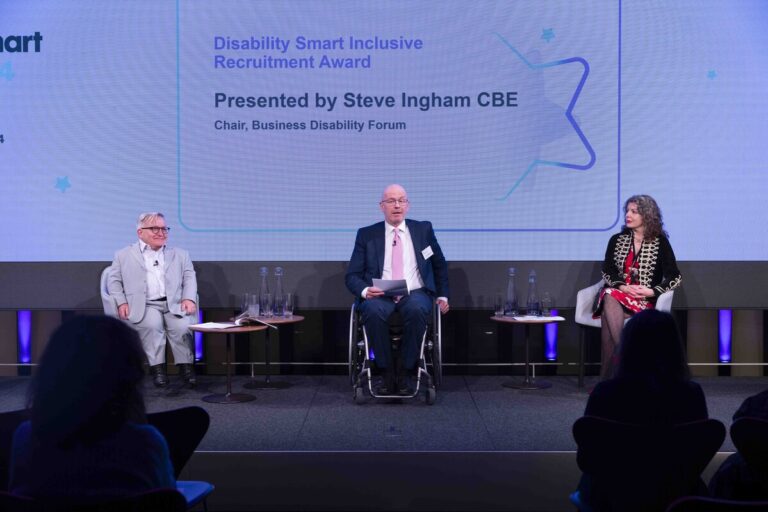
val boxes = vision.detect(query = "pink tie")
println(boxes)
[392,229,403,301]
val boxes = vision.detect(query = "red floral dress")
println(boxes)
[593,242,654,318]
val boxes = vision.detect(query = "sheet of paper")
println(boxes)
[372,278,408,297]
[190,322,238,329]
[511,315,566,322]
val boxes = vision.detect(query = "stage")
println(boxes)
[1,375,764,510]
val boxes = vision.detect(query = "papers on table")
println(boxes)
[372,278,408,297]
[508,315,566,322]
[191,322,238,329]
[233,313,278,329]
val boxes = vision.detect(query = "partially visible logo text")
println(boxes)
[0,32,43,53]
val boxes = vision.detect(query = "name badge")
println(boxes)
[421,246,434,259]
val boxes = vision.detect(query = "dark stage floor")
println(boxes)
[1,375,764,451]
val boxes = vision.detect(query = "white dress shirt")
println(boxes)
[381,221,424,292]
[140,241,166,300]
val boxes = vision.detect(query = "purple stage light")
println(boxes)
[545,309,558,361]
[718,309,732,363]
[17,310,32,364]
[195,309,204,361]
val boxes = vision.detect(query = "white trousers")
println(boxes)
[134,299,194,366]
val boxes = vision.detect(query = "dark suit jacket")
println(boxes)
[345,219,450,299]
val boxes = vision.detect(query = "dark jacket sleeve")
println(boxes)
[425,222,450,299]
[652,235,682,298]
[345,228,369,298]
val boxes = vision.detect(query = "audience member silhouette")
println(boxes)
[576,309,708,508]
[8,315,175,501]
[709,389,768,500]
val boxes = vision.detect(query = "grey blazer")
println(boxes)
[107,242,197,324]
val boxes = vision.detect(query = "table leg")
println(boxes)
[203,332,256,403]
[244,326,293,389]
[503,324,552,390]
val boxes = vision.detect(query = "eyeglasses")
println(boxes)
[141,226,170,234]
[380,198,409,206]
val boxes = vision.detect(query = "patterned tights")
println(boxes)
[600,294,630,380]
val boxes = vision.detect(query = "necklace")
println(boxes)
[629,239,642,285]
[632,230,644,248]
[632,237,643,257]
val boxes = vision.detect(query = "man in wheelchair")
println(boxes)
[345,184,450,396]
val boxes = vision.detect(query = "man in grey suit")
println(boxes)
[108,212,198,387]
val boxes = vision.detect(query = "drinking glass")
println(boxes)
[260,293,273,318]
[493,295,504,317]
[241,293,259,316]
[283,293,294,317]
[541,292,554,316]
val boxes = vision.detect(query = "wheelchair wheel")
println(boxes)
[430,337,442,388]
[354,385,367,405]
[425,385,436,405]
[349,341,362,387]
[349,306,358,386]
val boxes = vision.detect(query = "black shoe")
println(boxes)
[149,364,168,387]
[179,363,196,388]
[398,375,414,396]
[375,371,395,395]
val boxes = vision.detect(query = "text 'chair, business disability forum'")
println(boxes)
[574,280,675,388]
[349,301,442,404]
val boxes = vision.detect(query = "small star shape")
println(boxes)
[707,70,717,80]
[542,28,555,43]
[54,176,71,192]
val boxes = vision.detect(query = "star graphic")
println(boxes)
[541,28,555,43]
[707,70,717,80]
[54,176,71,193]
[494,33,596,199]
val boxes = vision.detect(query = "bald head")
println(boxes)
[379,184,410,226]
[381,184,406,201]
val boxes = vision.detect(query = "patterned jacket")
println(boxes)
[601,230,682,299]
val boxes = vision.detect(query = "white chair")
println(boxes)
[100,265,119,317]
[100,265,199,362]
[100,265,199,322]
[574,280,675,388]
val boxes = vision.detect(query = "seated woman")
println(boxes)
[8,315,175,501]
[593,194,682,379]
[577,309,709,509]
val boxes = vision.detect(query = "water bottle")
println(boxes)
[504,267,518,316]
[258,266,271,317]
[526,270,540,316]
[273,266,285,317]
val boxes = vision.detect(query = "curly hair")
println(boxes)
[624,194,668,239]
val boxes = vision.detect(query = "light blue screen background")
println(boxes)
[1,1,766,261]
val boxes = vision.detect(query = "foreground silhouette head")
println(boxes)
[29,315,147,447]
[616,309,690,385]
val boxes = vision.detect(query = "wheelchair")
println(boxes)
[348,299,442,405]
